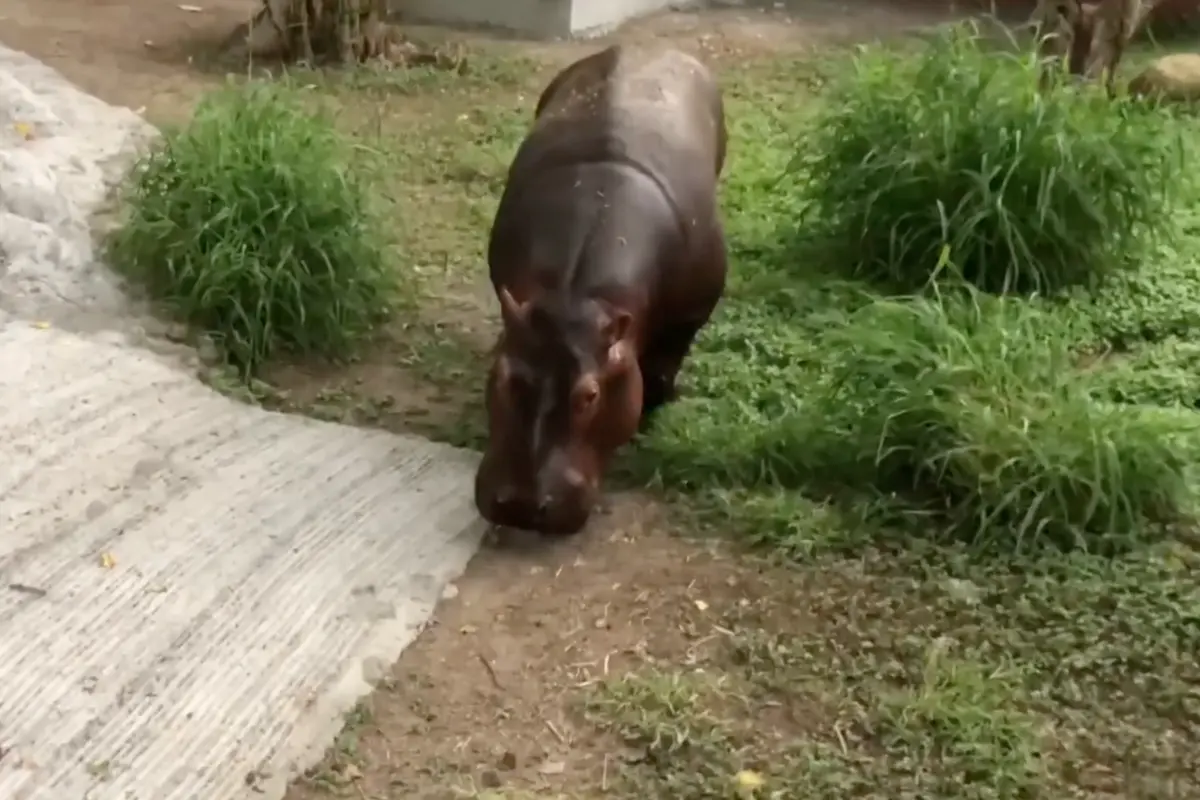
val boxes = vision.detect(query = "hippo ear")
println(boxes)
[602,309,633,348]
[497,287,528,331]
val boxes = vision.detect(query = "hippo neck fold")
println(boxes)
[489,158,676,330]
[516,130,690,242]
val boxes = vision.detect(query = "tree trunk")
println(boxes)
[1034,0,1164,92]
[227,0,391,63]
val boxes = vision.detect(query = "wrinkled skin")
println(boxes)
[474,44,729,536]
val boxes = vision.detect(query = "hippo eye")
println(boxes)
[496,357,528,389]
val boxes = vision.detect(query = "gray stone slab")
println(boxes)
[0,43,485,800]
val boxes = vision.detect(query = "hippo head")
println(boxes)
[474,288,643,535]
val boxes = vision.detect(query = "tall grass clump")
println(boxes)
[784,290,1197,551]
[640,285,1196,553]
[797,22,1184,294]
[108,81,393,376]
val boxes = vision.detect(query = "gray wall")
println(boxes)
[401,0,690,38]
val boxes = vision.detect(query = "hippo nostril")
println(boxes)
[493,487,522,515]
[563,468,587,491]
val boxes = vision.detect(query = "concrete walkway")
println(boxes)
[0,46,484,800]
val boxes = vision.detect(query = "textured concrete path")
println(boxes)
[0,45,485,800]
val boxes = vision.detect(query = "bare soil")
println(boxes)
[0,0,954,120]
[0,2,969,798]
[283,496,808,799]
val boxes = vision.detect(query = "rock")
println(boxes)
[941,577,982,606]
[361,656,388,686]
[1129,53,1200,102]
[161,321,189,343]
[1147,0,1200,26]
[195,333,221,366]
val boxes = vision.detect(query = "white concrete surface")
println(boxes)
[0,44,485,800]
[401,0,699,38]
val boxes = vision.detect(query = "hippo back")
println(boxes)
[509,45,726,228]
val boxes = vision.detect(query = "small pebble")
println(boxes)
[942,577,982,605]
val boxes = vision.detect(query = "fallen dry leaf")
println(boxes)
[735,769,765,793]
[13,122,34,141]
[31,321,49,329]
[99,552,116,569]
[536,760,566,775]
[694,599,710,612]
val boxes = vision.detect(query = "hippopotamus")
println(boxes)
[473,44,728,536]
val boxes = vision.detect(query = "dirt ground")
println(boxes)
[0,0,963,119]
[0,2,966,797]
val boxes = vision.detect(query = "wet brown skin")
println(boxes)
[474,44,729,536]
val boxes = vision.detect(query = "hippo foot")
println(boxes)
[644,376,677,408]
[639,375,680,431]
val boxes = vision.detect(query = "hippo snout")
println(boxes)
[485,485,536,524]
[475,469,595,536]
[533,468,595,533]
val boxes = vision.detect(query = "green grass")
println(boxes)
[583,536,1200,799]
[108,80,395,376]
[118,32,1200,800]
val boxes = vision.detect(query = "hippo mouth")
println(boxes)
[475,485,594,537]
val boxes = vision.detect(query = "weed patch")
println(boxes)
[1086,338,1200,407]
[1059,254,1200,350]
[109,80,394,376]
[874,645,1043,796]
[588,672,733,768]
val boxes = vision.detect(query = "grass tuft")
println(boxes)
[108,80,394,376]
[874,644,1044,795]
[795,22,1185,294]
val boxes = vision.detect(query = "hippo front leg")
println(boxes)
[641,236,727,424]
[639,318,708,424]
